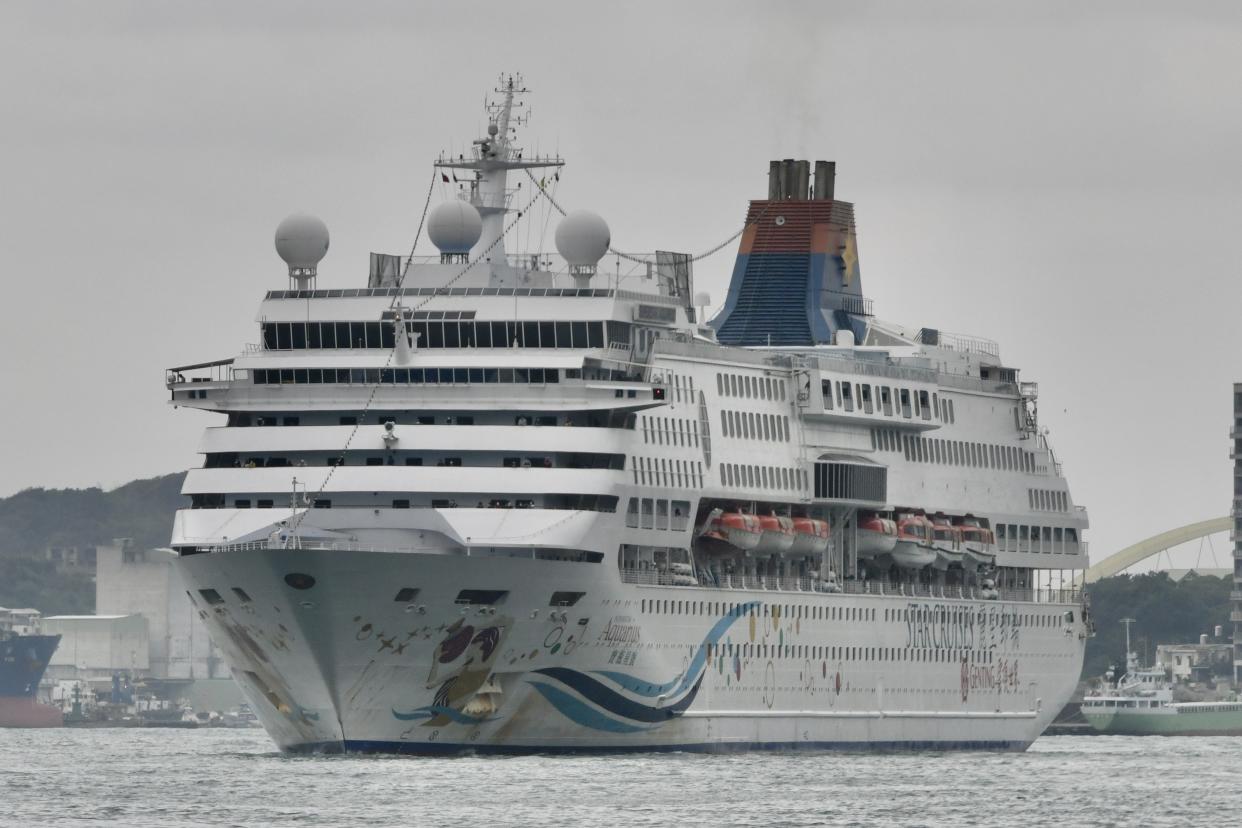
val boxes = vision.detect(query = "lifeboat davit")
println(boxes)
[756,514,795,554]
[929,516,964,571]
[790,517,830,555]
[891,512,936,569]
[702,511,763,551]
[856,513,898,559]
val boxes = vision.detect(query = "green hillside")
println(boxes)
[0,473,186,614]
[1082,571,1232,679]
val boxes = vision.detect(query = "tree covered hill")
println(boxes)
[0,473,186,557]
[0,473,186,614]
[1082,571,1233,679]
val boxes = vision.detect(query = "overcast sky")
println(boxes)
[1,1,1239,561]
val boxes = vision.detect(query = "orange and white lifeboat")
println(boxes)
[857,512,898,558]
[929,515,964,570]
[955,516,997,570]
[790,517,830,555]
[756,514,796,554]
[891,512,936,569]
[703,511,763,551]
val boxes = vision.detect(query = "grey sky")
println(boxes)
[1,1,1238,561]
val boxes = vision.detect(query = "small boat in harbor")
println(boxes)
[1082,621,1242,735]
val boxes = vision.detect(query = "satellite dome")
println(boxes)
[427,201,483,254]
[555,210,610,268]
[274,214,329,271]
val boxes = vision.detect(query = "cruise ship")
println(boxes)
[168,75,1091,753]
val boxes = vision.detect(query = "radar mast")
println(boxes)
[434,73,564,267]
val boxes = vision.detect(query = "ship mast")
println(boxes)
[434,73,564,268]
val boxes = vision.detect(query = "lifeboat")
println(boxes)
[756,514,795,554]
[701,511,762,551]
[929,515,964,571]
[789,517,830,555]
[856,512,898,559]
[955,516,997,570]
[890,512,936,569]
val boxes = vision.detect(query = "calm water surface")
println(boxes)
[1,729,1236,827]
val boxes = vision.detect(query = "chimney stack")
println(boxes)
[814,160,836,201]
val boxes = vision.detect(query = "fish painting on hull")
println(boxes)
[393,616,511,727]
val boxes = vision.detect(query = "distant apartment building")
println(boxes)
[1233,384,1242,683]
[1156,641,1232,682]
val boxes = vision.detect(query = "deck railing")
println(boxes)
[619,568,1080,604]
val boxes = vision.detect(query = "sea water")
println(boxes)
[0,729,1235,827]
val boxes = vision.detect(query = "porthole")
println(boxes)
[774,216,786,226]
[284,572,316,590]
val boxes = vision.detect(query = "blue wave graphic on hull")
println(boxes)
[527,682,655,733]
[590,601,759,698]
[527,601,758,732]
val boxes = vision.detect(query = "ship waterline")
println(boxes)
[168,74,1090,753]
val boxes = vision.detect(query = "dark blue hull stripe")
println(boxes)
[530,667,703,723]
[286,738,1029,756]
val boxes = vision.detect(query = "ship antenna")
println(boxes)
[1120,617,1136,676]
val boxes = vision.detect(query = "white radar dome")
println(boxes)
[555,210,611,268]
[274,214,330,270]
[427,201,483,254]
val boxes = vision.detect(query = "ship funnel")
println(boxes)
[767,159,831,200]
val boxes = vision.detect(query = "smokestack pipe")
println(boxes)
[814,161,836,201]
[782,159,796,200]
[794,160,810,201]
[768,161,782,200]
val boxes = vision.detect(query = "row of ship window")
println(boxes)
[250,367,563,386]
[995,524,1080,547]
[824,379,955,423]
[1029,488,1069,512]
[872,428,1037,474]
[189,494,618,512]
[639,597,1060,631]
[720,463,808,492]
[640,599,877,621]
[632,457,705,489]
[700,643,1003,664]
[721,410,790,443]
[716,372,787,402]
[624,497,693,531]
[261,320,628,351]
[640,415,701,448]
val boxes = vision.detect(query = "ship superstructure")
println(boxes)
[167,76,1090,753]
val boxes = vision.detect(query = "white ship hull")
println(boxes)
[177,544,1085,753]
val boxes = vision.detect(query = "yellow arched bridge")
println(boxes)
[1081,517,1232,584]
